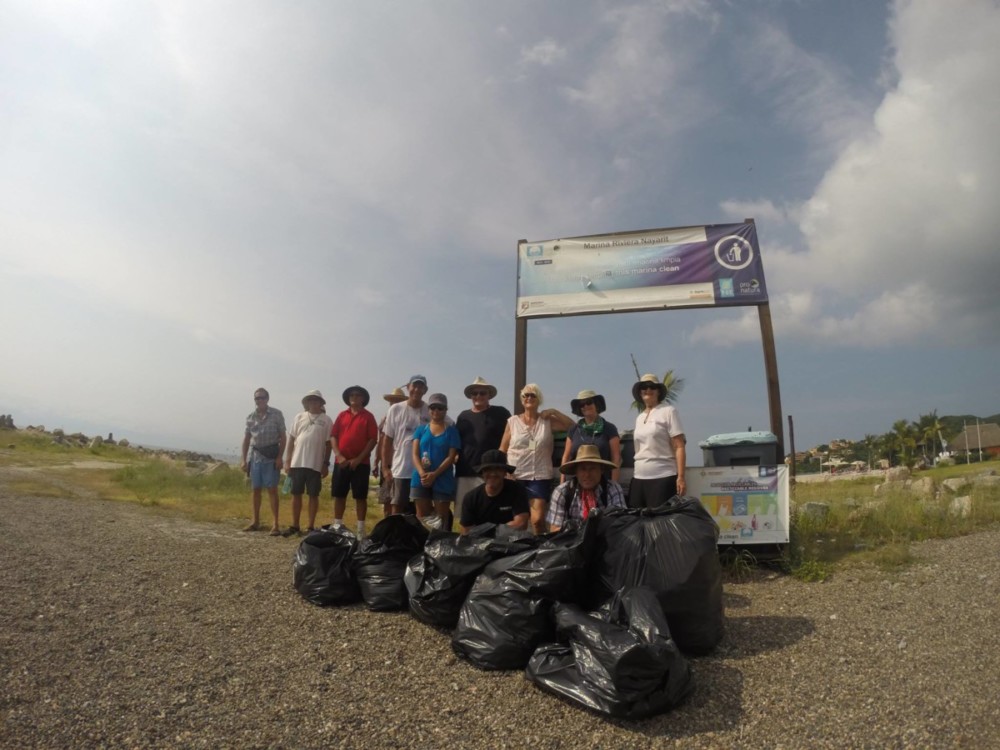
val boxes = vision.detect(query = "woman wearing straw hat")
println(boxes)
[547,445,626,533]
[373,387,407,518]
[629,373,687,509]
[560,389,621,483]
[499,383,574,534]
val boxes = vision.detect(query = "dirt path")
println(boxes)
[1,472,999,748]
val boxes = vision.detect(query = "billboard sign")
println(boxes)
[516,221,767,318]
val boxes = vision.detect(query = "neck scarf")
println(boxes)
[578,416,605,436]
[581,488,597,519]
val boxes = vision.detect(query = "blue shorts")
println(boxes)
[517,479,552,502]
[250,458,280,489]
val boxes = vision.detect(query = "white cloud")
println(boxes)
[520,38,566,66]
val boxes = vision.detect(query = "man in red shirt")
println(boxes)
[330,385,378,538]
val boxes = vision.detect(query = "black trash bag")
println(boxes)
[292,525,360,606]
[451,523,596,670]
[526,587,694,719]
[585,498,723,654]
[354,515,429,611]
[404,526,540,628]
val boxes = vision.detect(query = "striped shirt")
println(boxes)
[245,406,286,459]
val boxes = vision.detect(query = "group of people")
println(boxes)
[239,373,686,538]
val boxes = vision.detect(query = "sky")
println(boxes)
[2,0,998,458]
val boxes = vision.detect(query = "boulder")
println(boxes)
[949,496,972,518]
[909,476,935,498]
[941,478,970,494]
[52,428,65,437]
[799,502,830,522]
[88,436,103,448]
[885,467,910,482]
[973,475,1000,489]
[118,439,130,448]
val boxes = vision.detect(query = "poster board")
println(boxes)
[516,221,767,318]
[686,465,790,545]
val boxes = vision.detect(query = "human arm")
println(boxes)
[499,422,511,453]
[560,430,574,484]
[276,430,286,471]
[382,435,395,480]
[285,435,295,469]
[330,434,345,466]
[541,408,574,432]
[351,437,377,469]
[508,512,529,531]
[240,433,250,472]
[672,433,686,496]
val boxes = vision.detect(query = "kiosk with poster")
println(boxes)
[686,465,790,545]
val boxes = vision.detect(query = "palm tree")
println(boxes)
[915,410,943,462]
[862,433,877,470]
[893,419,917,467]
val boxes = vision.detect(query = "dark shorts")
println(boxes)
[289,467,322,497]
[410,484,454,503]
[627,476,678,510]
[517,479,552,502]
[331,463,371,500]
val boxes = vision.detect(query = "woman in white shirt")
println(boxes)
[499,383,573,534]
[629,373,687,509]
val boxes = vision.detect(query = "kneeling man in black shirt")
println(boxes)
[459,449,530,533]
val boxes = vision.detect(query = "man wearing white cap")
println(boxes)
[381,375,430,515]
[284,390,333,536]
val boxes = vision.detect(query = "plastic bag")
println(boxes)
[292,525,360,606]
[353,514,429,611]
[526,587,693,719]
[451,523,595,670]
[585,498,723,654]
[404,525,539,628]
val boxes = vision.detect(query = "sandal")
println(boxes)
[282,526,302,538]
[242,523,261,532]
[269,528,282,536]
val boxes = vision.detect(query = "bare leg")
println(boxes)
[414,498,433,521]
[291,494,303,529]
[433,500,451,530]
[333,497,347,524]
[266,486,280,532]
[530,497,547,535]
[307,495,319,530]
[250,488,262,526]
[355,498,367,521]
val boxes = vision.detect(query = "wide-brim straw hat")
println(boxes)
[475,449,516,475]
[631,373,667,403]
[342,385,370,407]
[464,376,498,400]
[570,389,606,417]
[302,389,326,406]
[559,444,618,474]
[383,387,406,403]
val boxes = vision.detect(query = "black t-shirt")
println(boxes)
[460,479,529,528]
[455,405,512,477]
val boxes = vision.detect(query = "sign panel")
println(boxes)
[686,465,790,545]
[516,222,767,318]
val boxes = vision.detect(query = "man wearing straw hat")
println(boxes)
[455,376,511,530]
[373,387,407,517]
[330,385,378,539]
[546,444,626,533]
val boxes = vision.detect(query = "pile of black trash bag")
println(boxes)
[526,587,694,719]
[291,497,721,719]
[404,524,540,628]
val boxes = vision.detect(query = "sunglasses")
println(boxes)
[579,399,595,407]
[429,404,447,411]
[521,393,538,399]
[470,390,489,397]
[254,396,268,401]
[639,384,660,391]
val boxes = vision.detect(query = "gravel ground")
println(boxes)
[2,468,999,749]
